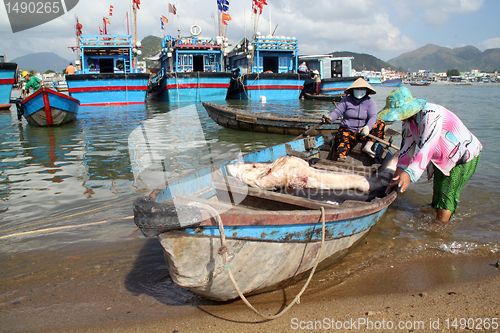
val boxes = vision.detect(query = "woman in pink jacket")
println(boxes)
[379,87,482,222]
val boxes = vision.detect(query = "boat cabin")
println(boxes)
[298,55,353,79]
[227,35,299,75]
[76,35,142,74]
[158,35,225,73]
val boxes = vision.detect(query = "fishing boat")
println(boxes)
[225,35,306,101]
[18,87,80,126]
[0,57,17,109]
[203,102,339,135]
[53,80,68,92]
[409,81,431,86]
[298,55,360,96]
[133,132,398,301]
[147,28,232,102]
[380,78,402,87]
[66,34,149,106]
[303,91,344,102]
[366,77,402,87]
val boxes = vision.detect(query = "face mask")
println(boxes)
[353,89,367,99]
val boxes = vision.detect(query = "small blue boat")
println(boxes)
[226,36,306,100]
[148,28,232,102]
[20,87,80,126]
[133,133,398,301]
[66,35,149,106]
[299,55,360,96]
[0,59,17,109]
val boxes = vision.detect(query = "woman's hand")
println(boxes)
[386,168,411,194]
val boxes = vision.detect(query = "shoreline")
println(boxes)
[1,237,498,333]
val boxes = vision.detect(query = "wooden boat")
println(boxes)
[303,91,344,102]
[148,28,232,102]
[203,102,340,136]
[19,87,80,126]
[0,60,17,109]
[226,36,305,101]
[298,55,359,96]
[133,134,398,301]
[66,34,149,106]
[409,81,431,86]
[53,80,68,92]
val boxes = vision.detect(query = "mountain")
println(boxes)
[328,51,404,72]
[388,44,500,72]
[139,35,163,69]
[11,52,73,73]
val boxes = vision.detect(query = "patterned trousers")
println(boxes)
[333,119,386,158]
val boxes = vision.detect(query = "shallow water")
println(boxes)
[0,84,499,308]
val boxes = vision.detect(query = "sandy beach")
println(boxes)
[1,233,498,333]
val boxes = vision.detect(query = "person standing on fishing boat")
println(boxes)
[311,69,321,95]
[325,77,386,161]
[21,71,41,98]
[65,63,76,75]
[380,87,482,222]
[298,61,308,73]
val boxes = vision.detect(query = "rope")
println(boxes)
[0,200,132,235]
[191,202,327,321]
[0,216,133,240]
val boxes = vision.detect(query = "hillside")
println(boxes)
[388,44,500,72]
[11,52,73,73]
[329,51,404,72]
[139,35,163,69]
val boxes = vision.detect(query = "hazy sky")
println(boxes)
[1,0,499,62]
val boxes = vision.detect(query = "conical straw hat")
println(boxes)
[344,77,376,95]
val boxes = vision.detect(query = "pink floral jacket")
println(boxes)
[398,103,482,182]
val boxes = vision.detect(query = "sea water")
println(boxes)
[0,84,498,303]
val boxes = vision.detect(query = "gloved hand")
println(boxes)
[359,125,370,137]
[322,114,332,124]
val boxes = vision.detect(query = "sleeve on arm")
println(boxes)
[329,101,345,121]
[365,99,378,129]
[404,112,442,182]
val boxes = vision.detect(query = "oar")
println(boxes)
[294,121,324,140]
[366,133,400,150]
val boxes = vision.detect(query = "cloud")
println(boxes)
[0,0,487,63]
[477,37,500,50]
[389,0,484,25]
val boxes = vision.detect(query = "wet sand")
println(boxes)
[1,234,499,333]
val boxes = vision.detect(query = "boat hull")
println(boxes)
[203,102,339,135]
[150,72,232,102]
[159,225,375,301]
[0,62,17,105]
[226,73,306,100]
[21,88,80,126]
[303,76,359,96]
[66,73,149,106]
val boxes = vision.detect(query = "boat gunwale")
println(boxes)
[22,86,80,105]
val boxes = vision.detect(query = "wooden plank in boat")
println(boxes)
[213,181,341,210]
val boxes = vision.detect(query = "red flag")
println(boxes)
[133,0,140,10]
[109,5,113,16]
[104,17,110,24]
[99,26,103,35]
[169,3,176,15]
[222,13,231,21]
[161,15,168,23]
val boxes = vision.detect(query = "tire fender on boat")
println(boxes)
[15,98,24,121]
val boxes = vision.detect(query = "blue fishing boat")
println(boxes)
[380,78,402,87]
[0,57,17,109]
[298,55,360,97]
[133,133,398,301]
[148,27,232,102]
[19,87,80,126]
[226,35,306,100]
[66,35,149,106]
